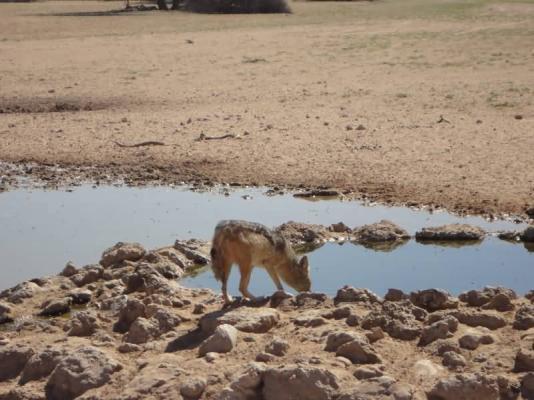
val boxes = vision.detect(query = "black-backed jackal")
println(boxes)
[210,220,311,304]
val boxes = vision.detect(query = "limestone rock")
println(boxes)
[410,289,458,312]
[67,311,99,337]
[366,327,385,343]
[336,337,382,364]
[521,373,534,399]
[3,282,41,304]
[45,346,121,400]
[199,324,238,356]
[514,348,534,372]
[99,294,128,313]
[413,359,443,379]
[118,343,142,353]
[453,310,507,330]
[361,301,425,341]
[67,289,92,305]
[275,221,331,245]
[269,290,294,308]
[294,292,331,308]
[113,298,146,333]
[0,302,13,324]
[325,331,363,352]
[345,314,361,327]
[61,262,79,277]
[217,362,266,400]
[100,242,146,268]
[174,239,210,266]
[19,347,65,384]
[458,330,494,350]
[0,302,12,315]
[352,220,410,242]
[116,361,183,399]
[256,352,276,362]
[419,317,458,346]
[442,351,467,368]
[0,344,34,381]
[143,251,184,279]
[124,317,159,344]
[334,286,382,305]
[205,352,219,363]
[498,231,521,241]
[123,263,179,295]
[329,222,351,233]
[513,304,534,330]
[427,373,500,400]
[265,337,289,356]
[294,312,326,327]
[262,365,339,400]
[0,386,45,400]
[389,382,420,400]
[431,339,462,356]
[180,376,207,399]
[70,265,103,287]
[39,297,72,317]
[147,306,182,333]
[496,375,521,400]
[337,376,397,399]
[353,365,384,380]
[323,306,351,320]
[482,293,515,312]
[385,288,408,302]
[415,224,485,241]
[199,307,279,334]
[459,287,516,310]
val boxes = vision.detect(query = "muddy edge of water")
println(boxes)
[1,160,533,222]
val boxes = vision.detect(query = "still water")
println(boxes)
[182,238,533,297]
[0,185,530,292]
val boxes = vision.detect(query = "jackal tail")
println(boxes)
[209,246,222,281]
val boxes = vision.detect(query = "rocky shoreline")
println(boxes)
[1,222,534,399]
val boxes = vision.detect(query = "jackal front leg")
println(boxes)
[266,267,284,292]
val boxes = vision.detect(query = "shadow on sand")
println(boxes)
[165,297,270,353]
[35,5,158,17]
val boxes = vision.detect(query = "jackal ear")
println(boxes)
[299,256,309,271]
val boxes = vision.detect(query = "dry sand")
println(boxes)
[0,0,533,217]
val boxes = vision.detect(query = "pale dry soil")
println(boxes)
[0,0,534,216]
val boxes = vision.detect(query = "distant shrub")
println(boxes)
[182,0,291,13]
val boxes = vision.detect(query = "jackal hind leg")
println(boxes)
[238,262,256,300]
[220,262,233,305]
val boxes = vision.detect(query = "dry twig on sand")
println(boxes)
[113,140,166,148]
[437,115,451,124]
[195,133,239,142]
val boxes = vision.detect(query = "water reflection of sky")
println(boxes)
[182,238,534,297]
[0,185,530,290]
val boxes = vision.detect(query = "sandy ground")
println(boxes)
[0,0,533,217]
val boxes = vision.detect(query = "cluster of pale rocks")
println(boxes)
[0,220,533,400]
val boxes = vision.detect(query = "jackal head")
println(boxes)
[288,255,311,292]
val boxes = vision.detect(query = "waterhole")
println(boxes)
[0,185,531,293]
